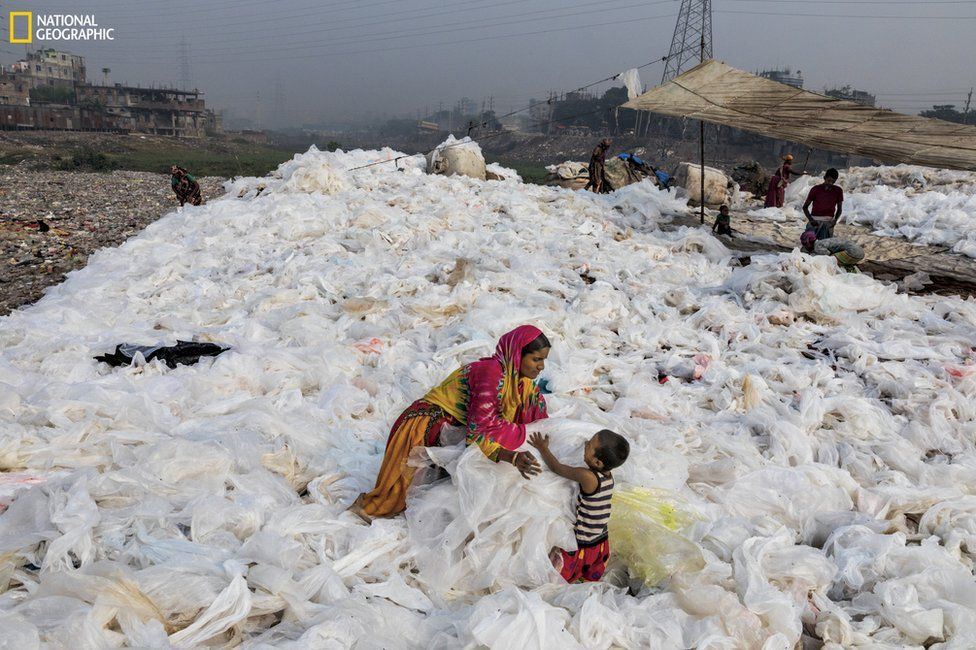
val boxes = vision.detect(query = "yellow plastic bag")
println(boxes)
[608,487,705,587]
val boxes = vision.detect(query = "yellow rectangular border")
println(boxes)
[9,12,32,44]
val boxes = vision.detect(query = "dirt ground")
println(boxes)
[0,167,223,316]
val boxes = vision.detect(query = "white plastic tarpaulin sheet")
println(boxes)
[617,68,642,101]
[622,60,976,172]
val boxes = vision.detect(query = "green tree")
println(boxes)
[551,92,601,129]
[919,105,969,124]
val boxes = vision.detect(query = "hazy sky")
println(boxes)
[5,0,975,127]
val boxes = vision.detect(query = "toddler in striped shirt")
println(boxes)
[528,429,630,583]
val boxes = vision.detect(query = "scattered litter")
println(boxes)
[0,168,222,316]
[900,271,933,292]
[94,341,229,368]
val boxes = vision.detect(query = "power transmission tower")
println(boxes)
[273,76,285,127]
[546,91,556,135]
[662,0,712,224]
[254,91,263,128]
[662,0,712,83]
[179,35,191,90]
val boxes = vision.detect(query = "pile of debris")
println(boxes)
[0,167,223,316]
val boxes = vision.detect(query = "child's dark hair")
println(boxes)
[594,429,629,470]
[825,168,839,180]
[522,332,551,356]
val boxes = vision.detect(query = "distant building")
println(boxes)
[228,129,269,144]
[825,85,876,107]
[11,49,86,88]
[457,97,476,117]
[528,98,551,133]
[0,72,30,106]
[0,49,221,136]
[498,112,530,132]
[758,68,804,89]
[76,84,217,137]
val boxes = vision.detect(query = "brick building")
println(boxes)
[825,85,877,108]
[76,84,217,137]
[0,72,30,106]
[11,49,86,88]
[1,49,220,136]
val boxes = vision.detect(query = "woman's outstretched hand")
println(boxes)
[514,450,541,479]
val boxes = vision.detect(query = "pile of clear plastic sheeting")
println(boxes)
[1,142,975,648]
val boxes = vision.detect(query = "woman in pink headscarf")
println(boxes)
[350,325,551,521]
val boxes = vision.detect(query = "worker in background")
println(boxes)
[653,167,672,189]
[618,152,671,189]
[170,165,203,207]
[712,204,733,237]
[585,138,611,193]
[764,153,806,208]
[803,168,844,239]
[618,152,654,176]
[801,230,864,272]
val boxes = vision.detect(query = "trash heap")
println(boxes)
[1,143,975,648]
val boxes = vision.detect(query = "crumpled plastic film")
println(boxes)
[608,487,705,587]
[2,149,976,646]
[406,442,575,596]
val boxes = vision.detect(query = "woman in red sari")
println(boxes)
[350,325,550,521]
[764,154,804,208]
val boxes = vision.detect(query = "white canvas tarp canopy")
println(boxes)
[622,59,976,172]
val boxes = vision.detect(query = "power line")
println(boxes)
[484,55,668,125]
[725,0,976,4]
[71,0,399,20]
[89,0,545,37]
[715,9,976,18]
[273,77,286,127]
[108,0,675,58]
[348,56,668,172]
[92,12,679,66]
[179,35,191,91]
[353,54,665,125]
[110,0,536,41]
[876,99,970,104]
[892,99,967,102]
[875,91,971,96]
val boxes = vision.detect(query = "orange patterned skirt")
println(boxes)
[358,400,459,518]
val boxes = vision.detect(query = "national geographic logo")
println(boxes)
[9,12,30,43]
[9,13,116,43]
